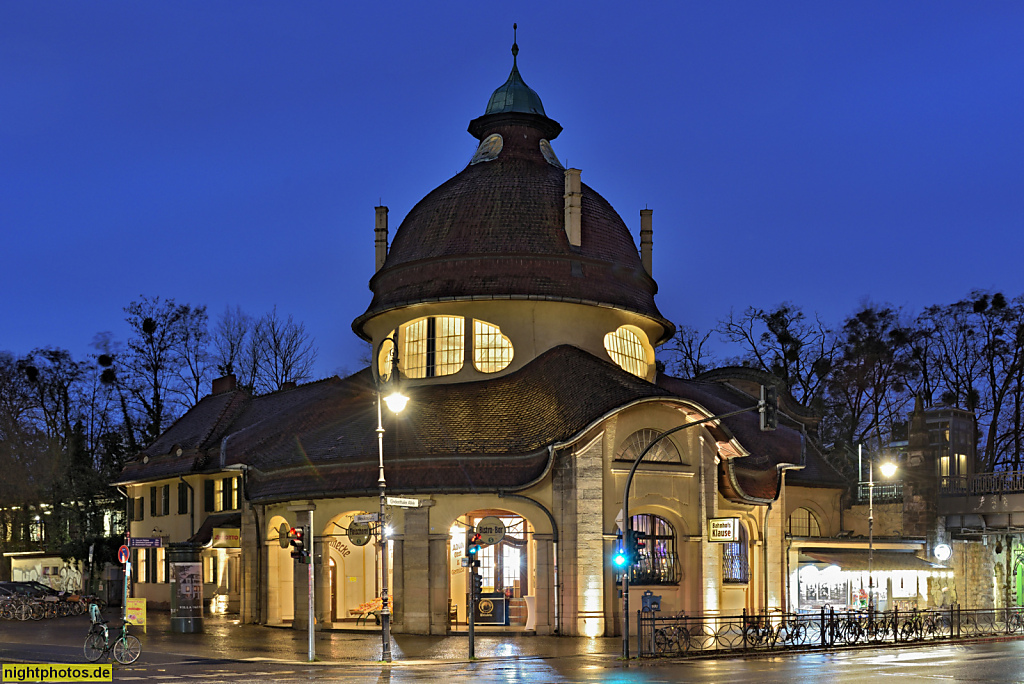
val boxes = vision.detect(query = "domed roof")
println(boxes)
[353,49,672,343]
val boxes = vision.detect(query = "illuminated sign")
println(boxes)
[708,517,740,543]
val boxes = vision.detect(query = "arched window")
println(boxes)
[618,514,680,585]
[603,326,652,378]
[614,428,684,465]
[473,320,514,373]
[723,524,749,584]
[401,316,464,378]
[787,508,821,537]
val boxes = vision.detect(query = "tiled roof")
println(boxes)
[657,375,806,503]
[354,113,673,343]
[120,347,827,506]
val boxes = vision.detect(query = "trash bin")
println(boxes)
[168,543,204,633]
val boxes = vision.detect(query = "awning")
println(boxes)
[801,550,944,572]
[188,512,242,547]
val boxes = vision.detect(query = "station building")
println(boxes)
[116,44,957,635]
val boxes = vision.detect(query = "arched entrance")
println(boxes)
[265,515,294,625]
[449,509,536,630]
[322,510,389,626]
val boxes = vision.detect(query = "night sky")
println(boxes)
[3,3,1022,380]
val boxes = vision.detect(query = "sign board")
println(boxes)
[473,594,509,625]
[278,522,291,549]
[117,545,130,564]
[386,496,419,508]
[475,516,506,546]
[125,597,147,633]
[129,537,162,548]
[348,521,372,546]
[353,513,379,524]
[708,517,741,543]
[212,527,240,548]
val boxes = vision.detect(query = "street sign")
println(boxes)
[353,513,379,523]
[476,516,506,546]
[129,537,162,548]
[278,522,291,549]
[117,545,130,564]
[348,521,372,546]
[386,496,419,508]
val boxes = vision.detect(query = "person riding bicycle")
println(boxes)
[88,600,108,643]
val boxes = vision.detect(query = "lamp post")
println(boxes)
[864,443,898,614]
[372,335,408,663]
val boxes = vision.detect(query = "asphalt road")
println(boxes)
[4,613,1024,682]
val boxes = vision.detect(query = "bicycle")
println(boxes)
[84,620,141,664]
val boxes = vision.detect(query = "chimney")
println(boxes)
[640,209,653,277]
[212,374,237,394]
[375,205,389,272]
[564,169,582,247]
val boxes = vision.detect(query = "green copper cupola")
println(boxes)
[483,28,547,116]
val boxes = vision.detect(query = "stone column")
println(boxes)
[699,436,721,615]
[534,533,555,635]
[574,437,605,637]
[391,539,405,632]
[764,499,784,610]
[401,507,431,633]
[314,536,330,628]
[428,534,451,635]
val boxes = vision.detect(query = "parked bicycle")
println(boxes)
[84,620,141,664]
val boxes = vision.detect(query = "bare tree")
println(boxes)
[716,303,836,408]
[663,324,717,379]
[211,305,252,378]
[252,307,317,392]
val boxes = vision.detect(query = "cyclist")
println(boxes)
[88,599,108,643]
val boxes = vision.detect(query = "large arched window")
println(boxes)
[614,429,684,465]
[787,508,821,537]
[723,523,749,584]
[618,513,680,585]
[401,316,464,378]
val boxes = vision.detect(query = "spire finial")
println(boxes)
[512,23,519,65]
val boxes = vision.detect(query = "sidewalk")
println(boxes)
[0,611,623,666]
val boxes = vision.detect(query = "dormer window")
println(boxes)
[403,316,464,378]
[473,320,514,373]
[604,325,653,378]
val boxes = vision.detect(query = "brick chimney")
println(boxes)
[564,169,582,247]
[212,374,237,394]
[640,208,653,277]
[375,205,389,272]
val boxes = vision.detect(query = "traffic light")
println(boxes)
[759,385,778,432]
[471,571,483,599]
[467,531,483,557]
[613,530,634,568]
[289,527,307,562]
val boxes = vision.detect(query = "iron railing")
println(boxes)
[638,605,1024,658]
[941,471,1024,496]
[856,482,904,502]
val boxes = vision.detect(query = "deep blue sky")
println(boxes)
[3,3,1022,380]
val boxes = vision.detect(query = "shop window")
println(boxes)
[402,316,465,378]
[787,508,821,537]
[617,513,679,585]
[723,524,749,583]
[603,325,652,378]
[473,320,514,373]
[614,428,684,465]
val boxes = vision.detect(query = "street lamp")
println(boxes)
[865,444,898,615]
[372,335,407,663]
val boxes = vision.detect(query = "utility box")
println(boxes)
[641,590,661,613]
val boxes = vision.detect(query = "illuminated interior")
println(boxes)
[603,325,651,378]
[473,319,514,373]
[402,316,465,378]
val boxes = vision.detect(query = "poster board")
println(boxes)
[125,597,147,633]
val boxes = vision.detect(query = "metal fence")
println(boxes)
[856,482,904,502]
[638,605,1024,658]
[941,471,1024,496]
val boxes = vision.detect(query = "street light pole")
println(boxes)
[376,392,391,663]
[372,335,408,664]
[867,444,875,615]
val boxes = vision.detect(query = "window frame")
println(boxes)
[616,513,680,586]
[722,523,750,584]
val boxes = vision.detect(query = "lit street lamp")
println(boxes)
[372,335,408,663]
[865,443,898,614]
